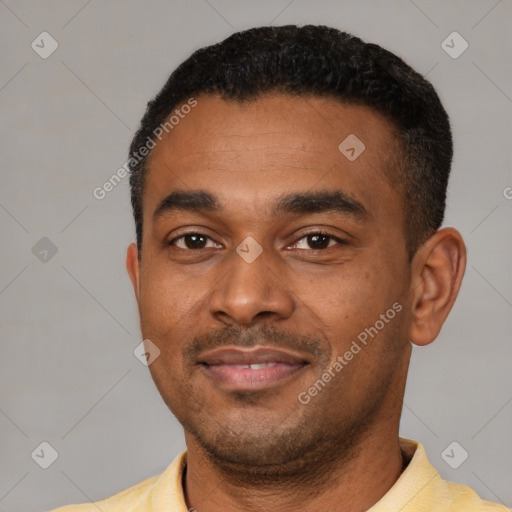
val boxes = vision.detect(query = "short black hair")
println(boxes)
[129,25,452,261]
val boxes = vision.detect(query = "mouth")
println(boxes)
[197,347,310,391]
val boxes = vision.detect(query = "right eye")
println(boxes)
[167,232,222,251]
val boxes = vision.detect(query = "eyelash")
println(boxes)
[167,230,347,252]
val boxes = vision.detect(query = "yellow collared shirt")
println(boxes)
[51,438,509,511]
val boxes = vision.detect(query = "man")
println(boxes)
[53,25,509,511]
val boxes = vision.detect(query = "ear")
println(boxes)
[409,227,467,346]
[126,242,141,304]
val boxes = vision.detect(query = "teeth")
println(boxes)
[228,363,278,370]
[249,363,277,370]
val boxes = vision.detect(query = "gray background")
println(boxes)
[0,1,511,510]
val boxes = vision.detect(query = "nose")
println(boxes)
[208,249,295,328]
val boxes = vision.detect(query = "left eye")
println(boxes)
[291,232,345,250]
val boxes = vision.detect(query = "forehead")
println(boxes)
[144,93,401,223]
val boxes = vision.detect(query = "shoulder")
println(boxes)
[49,473,159,512]
[442,479,510,512]
[396,439,509,512]
[48,451,188,512]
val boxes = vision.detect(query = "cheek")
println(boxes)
[301,264,387,322]
[138,263,204,330]
[297,259,404,359]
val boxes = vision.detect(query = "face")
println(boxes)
[127,94,414,475]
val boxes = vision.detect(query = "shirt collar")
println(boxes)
[146,437,437,511]
[368,438,440,511]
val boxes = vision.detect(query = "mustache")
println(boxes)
[183,323,330,363]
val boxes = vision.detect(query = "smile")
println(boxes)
[198,347,310,390]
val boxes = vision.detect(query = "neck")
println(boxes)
[183,421,406,512]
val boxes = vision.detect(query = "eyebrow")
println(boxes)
[152,189,368,221]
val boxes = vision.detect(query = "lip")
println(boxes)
[198,346,310,391]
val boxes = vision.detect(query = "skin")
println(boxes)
[126,93,466,512]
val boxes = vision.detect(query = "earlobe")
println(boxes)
[409,228,467,346]
[126,242,141,303]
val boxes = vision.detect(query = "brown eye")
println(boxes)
[184,234,207,249]
[307,234,331,249]
[169,233,217,250]
[292,232,346,251]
